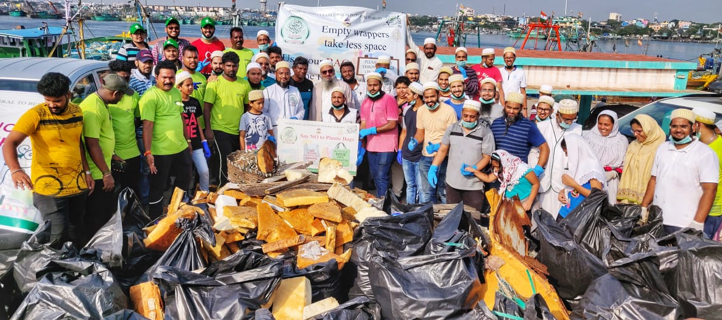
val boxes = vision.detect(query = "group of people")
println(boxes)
[4,18,722,250]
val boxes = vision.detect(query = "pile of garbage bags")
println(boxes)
[533,189,722,319]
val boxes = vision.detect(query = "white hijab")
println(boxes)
[583,110,629,168]
[564,133,607,192]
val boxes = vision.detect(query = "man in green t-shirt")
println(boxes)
[108,60,142,198]
[693,108,722,239]
[139,61,193,218]
[81,73,132,241]
[224,27,254,78]
[203,51,251,185]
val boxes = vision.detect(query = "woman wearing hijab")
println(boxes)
[558,134,606,218]
[464,149,540,211]
[617,114,666,204]
[583,110,629,204]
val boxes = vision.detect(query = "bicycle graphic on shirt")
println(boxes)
[32,164,86,196]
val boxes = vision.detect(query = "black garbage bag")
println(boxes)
[615,204,665,239]
[252,308,275,320]
[532,210,607,301]
[348,202,434,300]
[153,250,283,319]
[425,202,486,280]
[382,190,426,215]
[493,292,524,318]
[139,208,215,283]
[558,189,618,259]
[311,296,381,320]
[369,250,483,320]
[523,294,557,320]
[82,195,124,268]
[103,309,149,320]
[12,221,78,293]
[10,258,128,319]
[282,258,345,303]
[674,232,722,318]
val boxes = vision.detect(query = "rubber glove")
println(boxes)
[689,220,704,232]
[408,137,418,150]
[427,165,439,188]
[639,207,650,225]
[202,140,211,158]
[532,165,544,177]
[460,163,476,176]
[396,150,403,164]
[375,67,387,76]
[290,117,298,120]
[195,59,210,72]
[357,141,365,166]
[459,67,468,80]
[267,136,277,144]
[425,142,440,154]
[359,127,377,139]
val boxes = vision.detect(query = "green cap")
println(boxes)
[165,17,180,26]
[163,38,179,49]
[129,23,146,34]
[201,17,215,28]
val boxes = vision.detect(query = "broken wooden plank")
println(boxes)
[167,187,185,215]
[265,175,310,194]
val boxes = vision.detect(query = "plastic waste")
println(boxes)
[310,296,381,320]
[674,232,722,318]
[282,258,345,303]
[0,183,43,250]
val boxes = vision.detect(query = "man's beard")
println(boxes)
[278,80,289,88]
[506,113,520,124]
[342,76,356,84]
[425,52,434,58]
[213,69,223,75]
[323,78,335,89]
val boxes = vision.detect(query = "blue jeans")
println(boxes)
[704,215,722,239]
[191,149,210,192]
[418,156,447,204]
[402,159,422,204]
[367,151,395,198]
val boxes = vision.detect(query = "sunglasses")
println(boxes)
[321,70,335,75]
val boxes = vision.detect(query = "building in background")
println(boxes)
[609,12,622,22]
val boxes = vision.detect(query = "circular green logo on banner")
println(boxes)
[281,126,297,144]
[281,16,310,45]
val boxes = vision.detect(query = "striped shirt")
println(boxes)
[116,42,149,62]
[490,117,546,163]
[129,69,154,97]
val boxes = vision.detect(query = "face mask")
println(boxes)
[332,104,345,110]
[439,86,450,93]
[481,97,495,104]
[670,134,693,145]
[536,116,550,123]
[201,33,213,40]
[483,63,489,68]
[258,44,269,51]
[696,130,701,139]
[408,99,416,106]
[456,60,467,68]
[451,92,465,100]
[559,121,571,129]
[461,120,477,129]
[367,91,381,98]
[426,102,439,111]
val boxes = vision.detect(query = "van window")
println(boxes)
[0,80,38,92]
[71,74,98,103]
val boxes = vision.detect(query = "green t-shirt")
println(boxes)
[109,91,140,160]
[139,86,188,156]
[204,76,251,135]
[224,47,254,77]
[709,138,722,217]
[80,93,116,180]
[189,71,208,129]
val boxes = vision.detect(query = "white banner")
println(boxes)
[276,119,359,175]
[276,4,407,81]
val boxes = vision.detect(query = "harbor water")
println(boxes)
[0,15,718,61]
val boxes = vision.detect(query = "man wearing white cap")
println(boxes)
[437,66,454,101]
[692,108,722,238]
[375,55,398,94]
[478,78,505,127]
[245,62,265,91]
[359,72,399,198]
[253,52,276,88]
[530,84,556,121]
[533,99,582,217]
[257,30,272,51]
[491,91,549,168]
[224,27,253,77]
[405,63,420,83]
[443,74,467,119]
[309,60,357,121]
[642,109,719,235]
[499,47,528,115]
[405,49,417,64]
[207,50,225,82]
[451,47,479,100]
[428,99,495,212]
[263,61,304,135]
[412,82,458,203]
[406,32,443,83]
[399,82,424,204]
[322,87,358,124]
[473,48,506,106]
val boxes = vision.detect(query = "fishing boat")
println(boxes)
[93,13,121,21]
[9,10,27,17]
[30,11,62,19]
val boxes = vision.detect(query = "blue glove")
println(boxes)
[290,117,298,120]
[195,59,210,72]
[408,137,418,150]
[459,67,468,79]
[396,150,403,164]
[425,142,440,154]
[359,127,377,139]
[461,163,476,176]
[375,67,387,76]
[533,165,544,177]
[267,136,277,144]
[202,140,211,158]
[357,142,365,166]
[428,165,439,188]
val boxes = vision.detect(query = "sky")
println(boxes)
[97,0,721,24]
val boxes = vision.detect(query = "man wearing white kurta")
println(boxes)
[532,99,583,217]
[309,60,358,121]
[263,61,304,135]
[406,33,443,84]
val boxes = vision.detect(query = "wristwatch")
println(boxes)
[85,171,91,175]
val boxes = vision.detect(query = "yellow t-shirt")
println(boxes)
[708,137,722,216]
[203,76,251,135]
[12,103,87,196]
[416,103,458,157]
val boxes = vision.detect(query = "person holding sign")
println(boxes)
[309,60,357,121]
[405,34,443,84]
[263,61,304,135]
[359,72,398,198]
[322,87,359,124]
